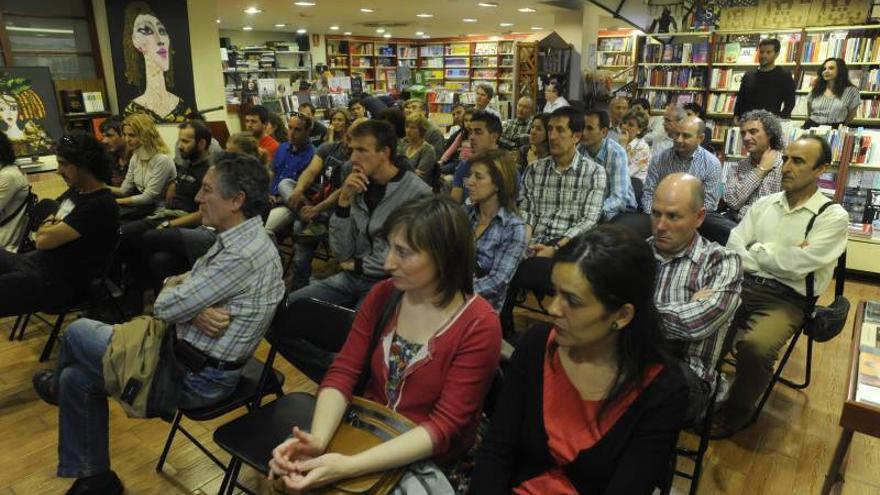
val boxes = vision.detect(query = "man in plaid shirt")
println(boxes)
[649,173,742,421]
[499,96,534,150]
[499,106,607,336]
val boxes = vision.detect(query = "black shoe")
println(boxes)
[65,470,124,495]
[32,369,59,406]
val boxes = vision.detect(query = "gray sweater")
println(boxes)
[120,149,176,206]
[330,169,431,278]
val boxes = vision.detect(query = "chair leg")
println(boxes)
[750,328,803,425]
[39,313,67,362]
[9,314,22,340]
[156,411,183,472]
[15,313,33,341]
[779,335,813,390]
[217,457,236,495]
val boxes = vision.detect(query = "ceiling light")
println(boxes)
[463,18,477,22]
[518,7,536,13]
[360,8,374,12]
[530,26,543,30]
[383,33,392,38]
[376,28,385,33]
[216,19,221,23]
[243,7,262,14]
[421,35,430,39]
[415,31,424,35]
[329,25,340,30]
[478,2,498,7]
[344,31,352,35]
[416,13,433,18]
[275,23,286,27]
[242,26,254,30]
[294,1,316,5]
[296,28,307,33]
[499,22,513,27]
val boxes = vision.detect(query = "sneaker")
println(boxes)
[65,470,124,495]
[32,369,59,406]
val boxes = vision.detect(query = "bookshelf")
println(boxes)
[598,32,637,91]
[635,31,711,111]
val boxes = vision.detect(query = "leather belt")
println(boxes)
[204,355,248,371]
[745,274,807,302]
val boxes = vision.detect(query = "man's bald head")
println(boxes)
[651,173,707,256]
[673,116,706,155]
[656,172,705,213]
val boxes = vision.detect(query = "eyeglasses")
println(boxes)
[60,135,75,145]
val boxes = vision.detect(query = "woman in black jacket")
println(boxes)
[470,224,689,494]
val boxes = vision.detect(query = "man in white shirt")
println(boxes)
[542,80,569,113]
[714,135,848,437]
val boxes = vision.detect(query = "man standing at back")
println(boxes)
[733,39,796,119]
[244,105,279,158]
[714,136,848,437]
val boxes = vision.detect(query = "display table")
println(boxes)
[821,300,880,494]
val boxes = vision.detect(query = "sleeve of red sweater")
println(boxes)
[318,280,393,401]
[420,301,502,458]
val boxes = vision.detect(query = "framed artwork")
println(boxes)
[0,66,62,158]
[105,0,196,123]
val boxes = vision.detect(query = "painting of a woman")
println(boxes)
[0,77,53,157]
[121,1,193,123]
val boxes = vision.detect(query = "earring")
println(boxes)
[611,322,619,331]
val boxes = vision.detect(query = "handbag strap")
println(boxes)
[804,201,838,313]
[0,187,31,228]
[353,289,403,397]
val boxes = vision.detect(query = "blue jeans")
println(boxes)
[287,271,379,309]
[56,318,241,478]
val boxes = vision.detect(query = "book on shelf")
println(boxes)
[640,67,705,88]
[398,46,417,59]
[739,47,757,64]
[710,68,746,90]
[707,93,737,114]
[82,91,105,113]
[724,127,744,155]
[598,37,633,52]
[420,45,444,57]
[642,42,708,63]
[644,90,703,110]
[600,54,632,66]
[473,42,498,55]
[713,33,800,64]
[858,98,880,120]
[723,43,740,63]
[849,222,874,238]
[446,44,470,56]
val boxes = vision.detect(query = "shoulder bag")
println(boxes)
[803,202,850,342]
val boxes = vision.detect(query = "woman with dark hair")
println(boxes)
[805,57,860,127]
[377,106,406,139]
[266,112,289,144]
[269,195,501,493]
[326,107,352,143]
[470,225,689,494]
[0,131,30,251]
[518,113,551,172]
[0,131,119,315]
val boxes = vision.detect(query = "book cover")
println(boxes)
[859,352,880,387]
[739,47,757,64]
[849,223,874,238]
[82,92,105,113]
[724,43,741,63]
[60,89,84,114]
[731,71,746,90]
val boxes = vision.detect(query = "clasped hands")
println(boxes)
[268,426,355,493]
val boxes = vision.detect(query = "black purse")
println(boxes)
[802,202,850,343]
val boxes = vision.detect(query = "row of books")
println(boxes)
[710,69,746,90]
[598,37,633,52]
[639,67,705,88]
[707,93,737,114]
[644,90,703,110]
[714,44,758,65]
[446,44,471,56]
[713,34,801,64]
[858,99,880,120]
[599,54,632,66]
[642,42,709,64]
[802,34,880,64]
[420,45,444,57]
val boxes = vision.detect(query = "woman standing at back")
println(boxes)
[805,57,860,128]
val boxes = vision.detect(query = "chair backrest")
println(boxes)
[16,188,39,252]
[631,177,644,211]
[272,297,357,353]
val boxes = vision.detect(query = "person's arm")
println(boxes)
[750,205,849,281]
[655,248,742,342]
[35,216,80,250]
[702,154,722,211]
[152,249,250,324]
[426,127,446,157]
[328,169,368,262]
[600,373,690,494]
[564,163,607,239]
[166,210,202,229]
[414,145,437,181]
[845,87,860,124]
[781,71,796,118]
[641,154,661,213]
[519,166,536,234]
[725,204,760,273]
[164,181,177,204]
[450,161,468,204]
[601,144,632,219]
[474,222,528,304]
[439,132,463,165]
[120,155,177,206]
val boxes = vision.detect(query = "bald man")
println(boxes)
[651,173,743,421]
[607,95,629,143]
[642,116,721,214]
[500,96,534,150]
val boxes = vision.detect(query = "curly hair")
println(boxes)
[123,1,175,88]
[55,131,114,183]
[622,107,650,135]
[740,109,784,151]
[212,152,271,219]
[123,113,169,155]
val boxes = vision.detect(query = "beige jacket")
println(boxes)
[102,316,168,418]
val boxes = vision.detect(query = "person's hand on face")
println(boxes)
[339,170,369,203]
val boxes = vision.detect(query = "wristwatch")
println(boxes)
[159,220,171,229]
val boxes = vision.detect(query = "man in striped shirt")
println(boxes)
[650,173,743,421]
[499,106,607,336]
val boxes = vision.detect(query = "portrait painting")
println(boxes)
[0,67,61,158]
[105,0,196,123]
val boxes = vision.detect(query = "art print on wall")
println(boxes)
[106,0,196,123]
[0,67,61,158]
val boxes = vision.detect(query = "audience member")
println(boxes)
[226,132,269,166]
[464,149,527,311]
[518,113,551,173]
[173,112,222,167]
[270,196,501,493]
[244,105,280,157]
[500,106,607,335]
[646,103,684,156]
[619,107,652,181]
[542,79,569,113]
[32,152,284,495]
[440,107,474,174]
[0,132,119,316]
[265,114,317,236]
[682,102,716,152]
[607,95,629,142]
[448,102,467,136]
[286,120,430,308]
[733,38,796,119]
[500,96,534,150]
[650,173,742,420]
[377,106,406,140]
[471,225,689,494]
[577,109,638,220]
[111,113,176,220]
[348,99,367,119]
[475,83,501,118]
[723,110,785,221]
[266,111,289,145]
[325,107,352,143]
[805,57,860,128]
[642,116,721,213]
[404,99,446,157]
[451,110,502,204]
[297,102,328,146]
[716,136,848,437]
[99,116,130,187]
[0,131,30,252]
[399,113,438,187]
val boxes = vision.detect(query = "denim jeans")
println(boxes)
[56,318,241,478]
[287,271,379,309]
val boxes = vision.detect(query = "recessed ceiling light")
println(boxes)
[360,8,374,12]
[330,25,340,30]
[499,22,513,27]
[518,7,536,13]
[478,2,498,7]
[344,31,352,35]
[243,7,262,14]
[463,18,477,22]
[416,13,433,18]
[296,28,307,33]
[531,26,543,30]
[293,1,316,5]
[421,35,430,39]
[216,19,221,23]
[415,31,424,35]
[383,33,392,38]
[242,26,253,30]
[275,23,286,27]
[376,28,385,33]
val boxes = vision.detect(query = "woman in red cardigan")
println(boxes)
[269,196,502,492]
[470,225,690,494]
